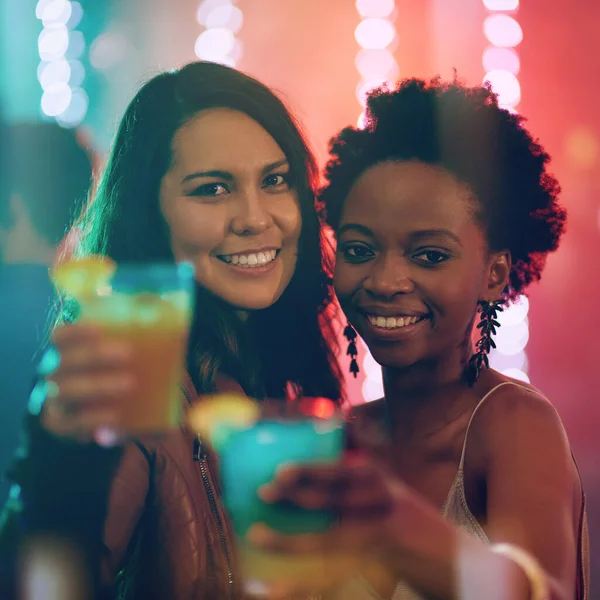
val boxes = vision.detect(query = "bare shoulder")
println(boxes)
[475,372,568,440]
[471,371,581,492]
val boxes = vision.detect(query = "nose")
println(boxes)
[230,189,274,236]
[363,254,415,299]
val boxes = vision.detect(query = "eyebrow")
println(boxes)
[337,224,462,246]
[410,228,463,246]
[181,158,289,185]
[337,224,375,238]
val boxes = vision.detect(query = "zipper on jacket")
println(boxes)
[182,384,235,592]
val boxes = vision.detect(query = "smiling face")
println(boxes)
[334,160,509,370]
[159,108,302,313]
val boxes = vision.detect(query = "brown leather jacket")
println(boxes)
[0,374,244,600]
[100,374,243,599]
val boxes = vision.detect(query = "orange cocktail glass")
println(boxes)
[53,259,195,433]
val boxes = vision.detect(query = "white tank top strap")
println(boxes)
[456,381,534,472]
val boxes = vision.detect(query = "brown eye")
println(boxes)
[263,173,289,188]
[340,243,375,263]
[189,183,229,197]
[413,250,450,265]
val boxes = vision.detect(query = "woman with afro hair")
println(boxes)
[249,78,588,600]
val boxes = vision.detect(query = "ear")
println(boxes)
[482,250,511,301]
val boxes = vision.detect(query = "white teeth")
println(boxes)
[220,249,277,268]
[367,315,423,329]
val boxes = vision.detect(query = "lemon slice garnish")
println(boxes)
[51,255,116,300]
[186,393,260,451]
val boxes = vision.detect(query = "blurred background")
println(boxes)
[1,0,598,594]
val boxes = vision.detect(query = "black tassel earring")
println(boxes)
[465,299,504,386]
[343,322,360,378]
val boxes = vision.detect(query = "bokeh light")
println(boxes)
[37,0,88,126]
[355,49,399,79]
[484,14,523,47]
[41,83,72,117]
[483,0,519,9]
[41,0,72,28]
[38,27,69,62]
[484,69,521,108]
[89,32,130,70]
[489,349,528,372]
[56,88,89,128]
[205,4,243,33]
[565,127,599,170]
[356,0,396,18]
[501,368,530,383]
[355,78,387,106]
[38,59,71,91]
[355,18,396,50]
[497,295,529,327]
[494,317,530,356]
[361,349,384,402]
[483,47,520,75]
[196,1,243,67]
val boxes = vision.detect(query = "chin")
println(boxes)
[225,290,286,312]
[365,342,423,371]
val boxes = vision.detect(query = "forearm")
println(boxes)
[389,509,564,600]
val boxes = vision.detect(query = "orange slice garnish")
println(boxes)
[50,255,116,300]
[186,393,260,450]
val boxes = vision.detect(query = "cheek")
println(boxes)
[333,260,359,302]
[429,264,485,321]
[275,194,302,242]
[164,203,227,257]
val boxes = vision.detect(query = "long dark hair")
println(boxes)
[67,61,342,402]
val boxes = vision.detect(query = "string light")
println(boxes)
[482,0,521,111]
[488,295,531,383]
[37,0,88,128]
[354,0,398,128]
[481,0,529,382]
[195,0,243,67]
[355,0,397,401]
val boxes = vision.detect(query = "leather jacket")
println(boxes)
[0,374,243,599]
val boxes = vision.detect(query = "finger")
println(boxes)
[53,340,133,376]
[48,372,135,406]
[261,459,382,506]
[51,322,102,347]
[43,398,123,441]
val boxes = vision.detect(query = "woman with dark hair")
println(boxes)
[0,61,342,599]
[251,78,588,600]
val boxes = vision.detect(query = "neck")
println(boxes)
[381,337,475,441]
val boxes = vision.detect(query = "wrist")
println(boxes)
[458,538,550,600]
[489,544,550,600]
